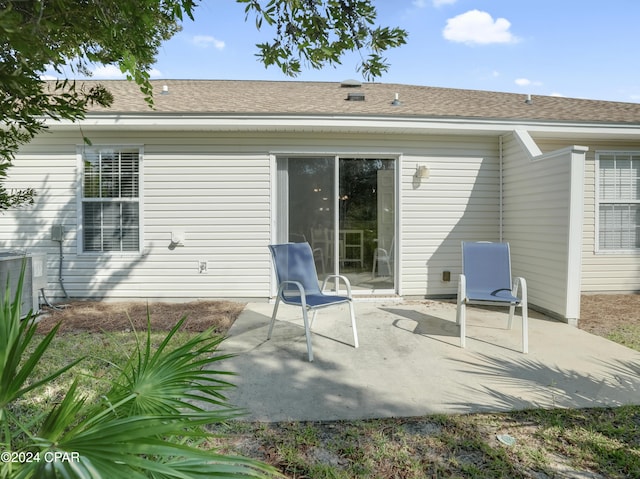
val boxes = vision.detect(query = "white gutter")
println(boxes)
[42,114,640,139]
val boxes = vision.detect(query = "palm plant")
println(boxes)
[0,261,277,478]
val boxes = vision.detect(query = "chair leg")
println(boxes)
[301,307,314,362]
[349,301,359,348]
[508,304,515,329]
[267,297,281,340]
[521,306,529,354]
[371,250,378,278]
[456,302,466,348]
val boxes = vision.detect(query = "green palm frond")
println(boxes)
[107,312,240,418]
[0,260,84,411]
[26,413,271,478]
[1,265,277,478]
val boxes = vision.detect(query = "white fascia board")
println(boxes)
[44,114,514,134]
[44,114,640,139]
[514,129,589,161]
[513,129,543,157]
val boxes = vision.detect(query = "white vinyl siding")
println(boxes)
[501,132,586,322]
[596,153,640,251]
[1,131,272,300]
[0,129,504,301]
[535,139,640,294]
[400,137,501,297]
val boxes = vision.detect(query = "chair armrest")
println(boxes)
[321,274,353,299]
[512,277,527,304]
[277,280,308,308]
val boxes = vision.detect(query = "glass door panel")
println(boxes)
[277,156,395,293]
[339,159,395,292]
[281,157,335,282]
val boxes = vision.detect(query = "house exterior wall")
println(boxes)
[535,139,640,293]
[402,144,500,297]
[0,128,500,301]
[501,132,586,321]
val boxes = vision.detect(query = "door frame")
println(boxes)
[270,152,402,297]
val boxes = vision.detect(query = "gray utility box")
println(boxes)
[0,252,47,318]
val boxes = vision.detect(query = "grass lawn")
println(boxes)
[24,298,640,478]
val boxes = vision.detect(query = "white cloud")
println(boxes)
[432,0,457,6]
[91,64,126,79]
[39,62,162,80]
[443,10,519,45]
[89,65,162,79]
[412,0,456,7]
[550,92,565,98]
[515,78,542,87]
[192,35,225,50]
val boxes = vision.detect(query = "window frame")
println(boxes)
[595,151,640,254]
[76,145,144,255]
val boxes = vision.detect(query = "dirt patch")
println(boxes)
[36,300,245,335]
[579,294,640,336]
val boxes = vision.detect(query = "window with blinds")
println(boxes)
[81,148,141,252]
[597,153,640,251]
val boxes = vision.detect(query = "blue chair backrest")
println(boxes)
[462,242,512,294]
[269,243,321,296]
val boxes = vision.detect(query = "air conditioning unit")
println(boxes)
[0,252,47,318]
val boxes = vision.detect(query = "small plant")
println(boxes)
[0,260,277,478]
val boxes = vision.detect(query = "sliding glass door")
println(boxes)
[277,156,396,294]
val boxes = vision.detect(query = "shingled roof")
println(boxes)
[70,79,640,125]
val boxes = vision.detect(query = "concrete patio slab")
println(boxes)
[219,300,640,422]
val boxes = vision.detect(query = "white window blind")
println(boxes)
[597,154,640,251]
[82,148,140,252]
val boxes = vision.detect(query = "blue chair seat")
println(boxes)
[282,293,351,308]
[466,289,521,304]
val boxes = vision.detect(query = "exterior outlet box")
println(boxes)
[442,270,451,282]
[198,261,208,274]
[51,224,64,242]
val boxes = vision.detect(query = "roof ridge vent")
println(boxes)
[341,79,362,88]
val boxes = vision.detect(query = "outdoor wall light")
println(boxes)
[169,231,185,250]
[415,165,430,179]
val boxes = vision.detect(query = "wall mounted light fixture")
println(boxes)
[415,165,430,179]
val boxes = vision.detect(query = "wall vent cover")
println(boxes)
[346,92,365,101]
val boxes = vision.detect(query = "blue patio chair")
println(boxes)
[456,241,528,353]
[268,242,359,361]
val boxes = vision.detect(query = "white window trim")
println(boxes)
[76,145,145,256]
[595,151,640,254]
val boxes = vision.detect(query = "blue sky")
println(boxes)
[51,0,640,103]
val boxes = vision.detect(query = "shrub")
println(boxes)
[0,260,276,478]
